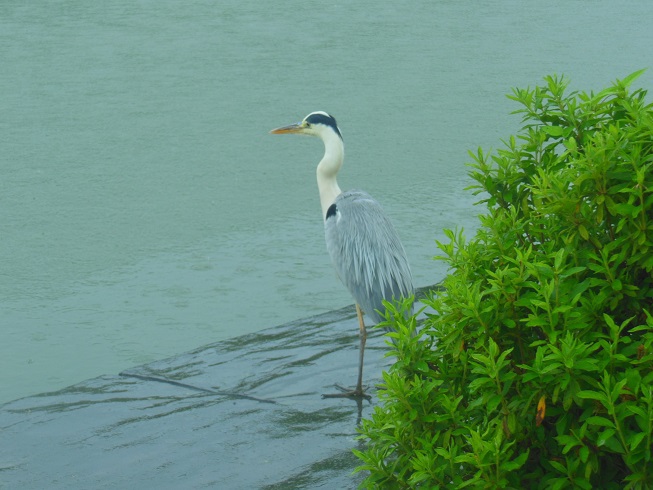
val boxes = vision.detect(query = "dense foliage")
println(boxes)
[355,71,653,489]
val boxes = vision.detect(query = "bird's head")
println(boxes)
[270,111,343,141]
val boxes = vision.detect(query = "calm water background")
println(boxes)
[2,1,652,404]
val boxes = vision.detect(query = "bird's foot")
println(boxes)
[322,384,372,401]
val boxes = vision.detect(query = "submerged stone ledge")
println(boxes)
[0,292,432,489]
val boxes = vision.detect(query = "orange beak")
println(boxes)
[269,122,305,134]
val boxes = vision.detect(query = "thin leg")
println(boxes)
[354,303,366,395]
[322,304,372,401]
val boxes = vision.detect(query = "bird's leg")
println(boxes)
[354,303,367,395]
[322,304,372,401]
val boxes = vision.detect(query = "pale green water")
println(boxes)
[1,1,652,404]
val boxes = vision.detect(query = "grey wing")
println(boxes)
[324,190,413,324]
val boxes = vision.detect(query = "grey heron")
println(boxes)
[270,111,413,399]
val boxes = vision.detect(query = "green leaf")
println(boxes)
[596,428,616,447]
[603,434,625,454]
[549,459,568,474]
[620,68,647,87]
[564,136,578,152]
[585,416,615,428]
[486,393,502,413]
[629,432,647,452]
[574,359,599,372]
[625,405,647,419]
[576,390,608,404]
[542,125,564,137]
[503,450,529,470]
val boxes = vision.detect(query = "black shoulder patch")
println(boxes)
[326,203,337,220]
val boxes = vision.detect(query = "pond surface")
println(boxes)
[1,0,652,404]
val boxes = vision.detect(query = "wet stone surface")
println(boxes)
[0,304,415,489]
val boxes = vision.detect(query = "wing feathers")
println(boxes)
[324,190,413,324]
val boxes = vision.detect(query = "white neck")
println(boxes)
[316,130,344,220]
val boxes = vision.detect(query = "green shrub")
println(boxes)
[355,70,653,489]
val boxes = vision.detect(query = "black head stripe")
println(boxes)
[305,113,342,139]
[326,203,337,220]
